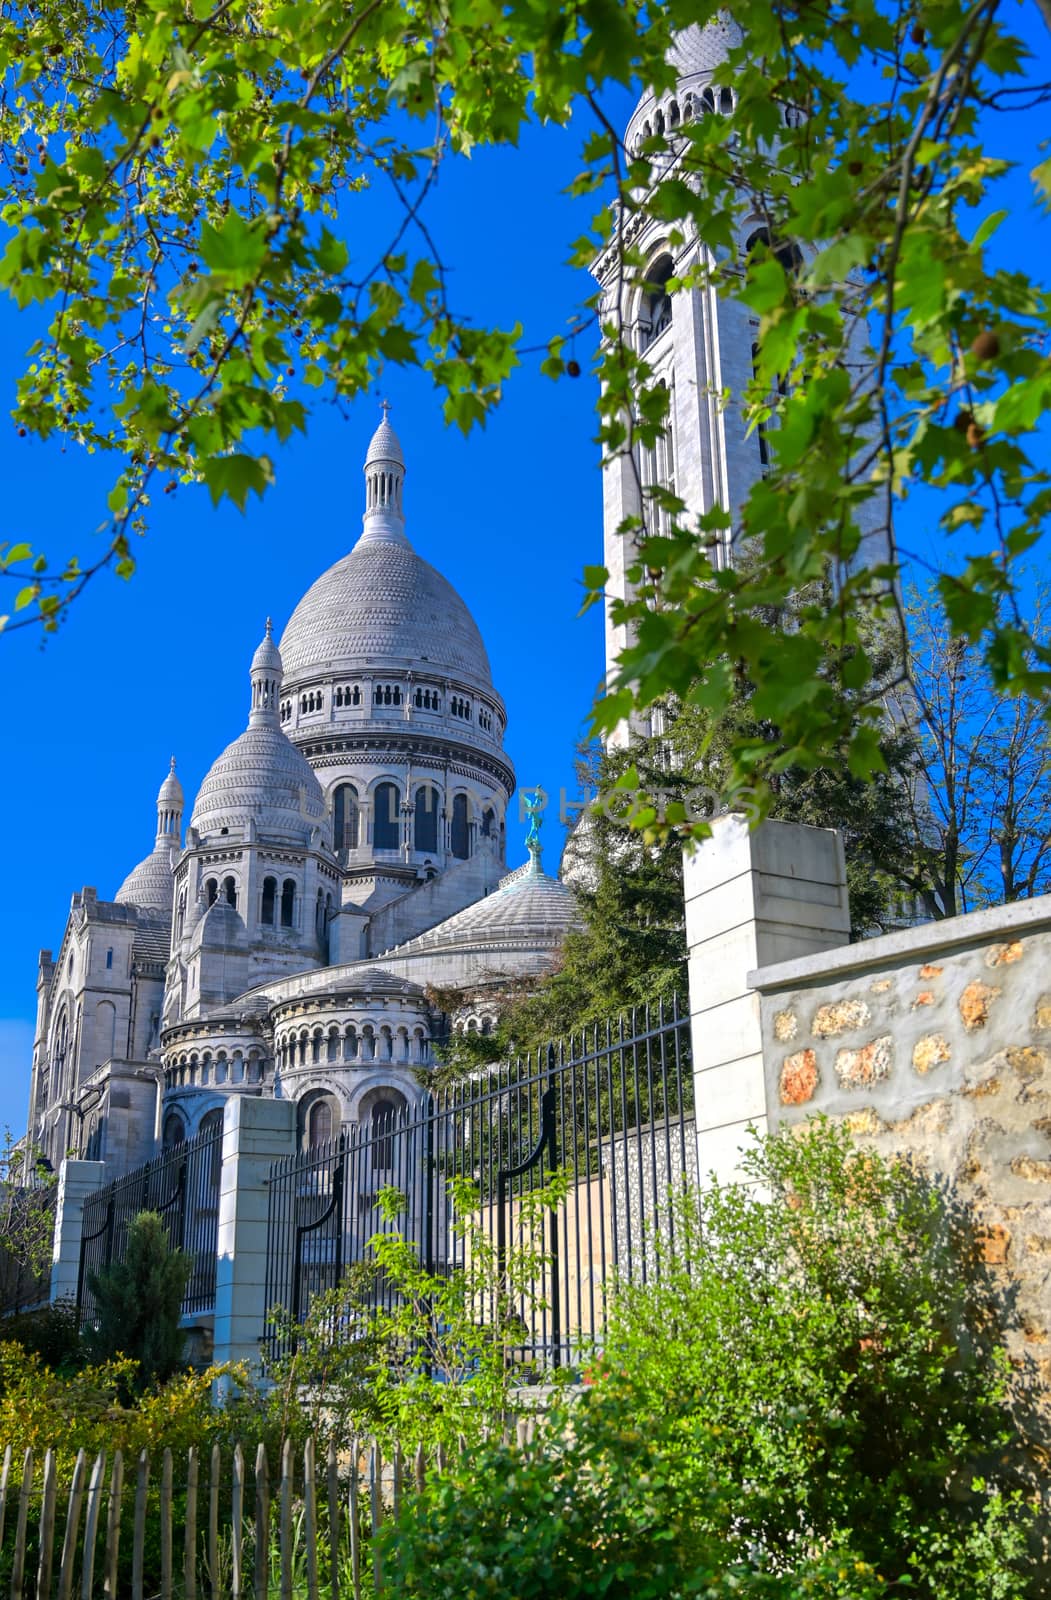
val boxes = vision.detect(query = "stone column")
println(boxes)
[212,1096,297,1373]
[685,814,850,1185]
[50,1158,107,1305]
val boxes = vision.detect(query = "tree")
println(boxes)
[884,578,1051,919]
[0,1130,58,1314]
[84,1210,192,1391]
[0,0,1047,821]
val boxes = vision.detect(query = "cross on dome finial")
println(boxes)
[381,398,391,420]
[170,755,177,774]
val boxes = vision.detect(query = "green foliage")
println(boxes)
[84,1209,192,1391]
[663,568,923,934]
[264,1174,570,1458]
[0,1297,82,1374]
[382,1410,796,1600]
[0,1130,58,1307]
[0,0,1046,823]
[261,1260,386,1453]
[382,1122,1044,1598]
[0,1342,252,1470]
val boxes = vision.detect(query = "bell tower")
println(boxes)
[594,20,889,748]
[594,20,758,746]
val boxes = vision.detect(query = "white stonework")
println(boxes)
[25,414,578,1180]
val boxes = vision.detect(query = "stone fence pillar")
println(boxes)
[50,1158,107,1305]
[685,814,850,1186]
[213,1096,297,1374]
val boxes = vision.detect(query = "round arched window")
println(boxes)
[308,1099,334,1148]
[162,1112,186,1148]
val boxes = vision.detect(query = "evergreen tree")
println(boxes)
[85,1211,192,1391]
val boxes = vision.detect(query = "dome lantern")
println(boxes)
[156,756,184,846]
[249,617,282,728]
[361,401,408,547]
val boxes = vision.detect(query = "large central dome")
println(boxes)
[278,413,493,696]
[279,539,493,692]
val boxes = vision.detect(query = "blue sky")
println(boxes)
[1,12,1049,1137]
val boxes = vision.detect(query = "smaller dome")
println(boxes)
[157,757,183,810]
[385,858,578,960]
[115,844,176,912]
[190,726,328,844]
[251,618,282,676]
[190,630,329,845]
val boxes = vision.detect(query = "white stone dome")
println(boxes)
[115,844,176,911]
[190,724,328,844]
[376,855,579,982]
[279,538,494,694]
[190,625,330,845]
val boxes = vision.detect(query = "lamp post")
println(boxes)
[57,1085,106,1159]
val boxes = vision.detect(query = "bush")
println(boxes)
[84,1211,192,1391]
[0,1298,82,1373]
[381,1122,1045,1599]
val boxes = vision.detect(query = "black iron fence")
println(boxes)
[265,996,694,1367]
[77,1124,222,1324]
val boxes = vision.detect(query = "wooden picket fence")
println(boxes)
[0,1428,526,1599]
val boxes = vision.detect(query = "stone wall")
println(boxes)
[751,896,1051,1381]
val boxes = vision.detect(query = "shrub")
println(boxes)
[0,1298,82,1373]
[83,1211,192,1391]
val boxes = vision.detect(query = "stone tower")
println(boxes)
[593,20,886,746]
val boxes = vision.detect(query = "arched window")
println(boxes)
[205,877,218,906]
[373,782,401,850]
[281,878,296,928]
[481,806,495,838]
[745,227,803,277]
[95,999,116,1062]
[640,255,674,350]
[177,890,186,937]
[308,1099,333,1148]
[315,888,327,942]
[52,1011,69,1097]
[261,876,277,926]
[414,785,439,853]
[163,1112,186,1148]
[451,794,470,860]
[371,1098,399,1170]
[334,784,359,851]
[223,876,236,908]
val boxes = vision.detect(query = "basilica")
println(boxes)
[26,411,577,1176]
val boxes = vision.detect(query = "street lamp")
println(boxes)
[57,1085,106,1158]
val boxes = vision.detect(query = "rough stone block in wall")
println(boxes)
[750,896,1051,1398]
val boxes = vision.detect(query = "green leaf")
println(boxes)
[199,212,268,285]
[201,454,275,511]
